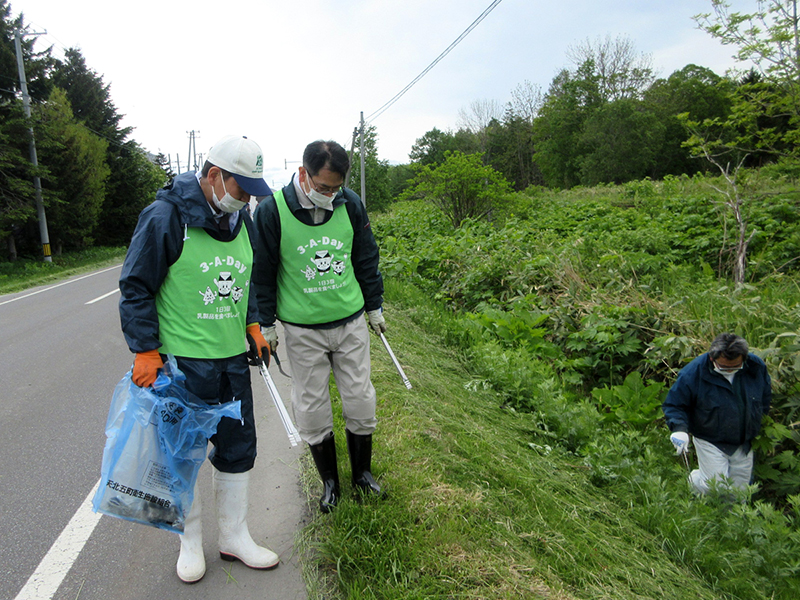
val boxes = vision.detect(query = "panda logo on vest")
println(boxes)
[313,251,332,275]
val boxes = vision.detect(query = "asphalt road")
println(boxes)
[0,265,308,600]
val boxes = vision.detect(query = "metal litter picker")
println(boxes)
[258,358,302,446]
[379,332,412,390]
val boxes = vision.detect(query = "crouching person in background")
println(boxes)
[662,333,772,495]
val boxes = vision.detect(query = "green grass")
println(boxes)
[0,247,128,294]
[296,282,723,600]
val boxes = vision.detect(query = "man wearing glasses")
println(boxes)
[662,333,772,495]
[252,140,385,513]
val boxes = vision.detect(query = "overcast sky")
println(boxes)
[15,0,753,188]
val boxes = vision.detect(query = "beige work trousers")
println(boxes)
[283,317,378,446]
[690,436,754,495]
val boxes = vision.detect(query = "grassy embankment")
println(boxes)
[296,280,728,600]
[0,246,127,295]
[296,170,800,599]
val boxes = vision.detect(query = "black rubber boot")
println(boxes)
[345,429,384,497]
[308,432,340,513]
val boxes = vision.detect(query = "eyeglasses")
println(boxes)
[713,359,744,373]
[307,173,341,197]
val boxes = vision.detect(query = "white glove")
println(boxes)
[670,432,690,455]
[261,324,279,351]
[366,309,386,335]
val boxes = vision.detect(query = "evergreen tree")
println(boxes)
[96,140,166,246]
[0,101,35,260]
[0,0,53,260]
[51,47,163,246]
[51,48,128,142]
[484,111,542,191]
[154,152,176,185]
[35,87,109,253]
[348,124,392,212]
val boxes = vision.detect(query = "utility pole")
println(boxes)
[187,130,200,170]
[14,27,51,262]
[345,126,358,189]
[359,111,366,207]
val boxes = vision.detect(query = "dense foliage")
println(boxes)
[375,169,800,500]
[0,0,167,261]
[370,166,800,597]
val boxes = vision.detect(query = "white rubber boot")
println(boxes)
[176,482,205,583]
[213,469,279,569]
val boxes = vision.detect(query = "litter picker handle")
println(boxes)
[259,363,302,446]
[379,332,412,390]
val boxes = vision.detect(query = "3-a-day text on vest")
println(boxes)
[156,226,252,358]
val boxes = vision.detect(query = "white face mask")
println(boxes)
[212,174,247,213]
[303,174,336,209]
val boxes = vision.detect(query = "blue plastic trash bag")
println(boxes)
[92,355,241,533]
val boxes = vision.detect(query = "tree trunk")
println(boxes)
[6,234,17,261]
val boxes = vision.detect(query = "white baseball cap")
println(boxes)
[207,135,271,196]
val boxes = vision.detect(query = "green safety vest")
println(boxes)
[156,225,252,358]
[275,189,364,324]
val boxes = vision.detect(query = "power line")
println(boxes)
[365,0,505,124]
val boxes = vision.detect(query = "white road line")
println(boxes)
[0,265,122,307]
[85,288,120,305]
[13,479,102,600]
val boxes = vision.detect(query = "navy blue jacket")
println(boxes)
[662,352,772,451]
[119,171,260,353]
[251,177,383,329]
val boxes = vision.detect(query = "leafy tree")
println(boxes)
[35,87,109,253]
[566,34,655,101]
[457,99,503,152]
[643,64,733,177]
[401,151,512,228]
[694,0,800,157]
[683,0,800,285]
[386,163,415,198]
[409,126,481,167]
[347,124,392,212]
[51,47,158,246]
[533,61,603,188]
[409,127,457,165]
[579,98,666,185]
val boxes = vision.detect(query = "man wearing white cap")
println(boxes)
[119,135,279,582]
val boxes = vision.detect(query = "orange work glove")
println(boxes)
[132,349,163,387]
[246,323,271,367]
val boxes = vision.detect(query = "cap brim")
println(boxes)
[232,173,272,197]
